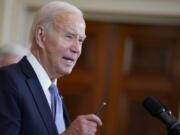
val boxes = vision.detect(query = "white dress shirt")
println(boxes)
[27,53,66,131]
[27,53,52,108]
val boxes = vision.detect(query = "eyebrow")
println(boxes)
[66,31,86,39]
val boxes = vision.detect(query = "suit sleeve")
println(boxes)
[0,70,21,135]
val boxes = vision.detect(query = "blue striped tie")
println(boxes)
[49,84,65,134]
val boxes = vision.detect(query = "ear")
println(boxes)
[34,25,46,48]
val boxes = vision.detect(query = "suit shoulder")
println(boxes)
[0,64,25,90]
[0,63,21,77]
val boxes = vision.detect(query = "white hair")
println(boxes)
[0,43,29,61]
[30,1,83,43]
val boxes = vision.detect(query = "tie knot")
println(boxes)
[49,83,59,96]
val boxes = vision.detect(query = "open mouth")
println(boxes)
[63,57,75,62]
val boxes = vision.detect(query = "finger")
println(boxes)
[81,119,97,132]
[87,127,96,135]
[84,114,102,126]
[85,123,97,135]
[78,120,97,135]
[88,123,97,133]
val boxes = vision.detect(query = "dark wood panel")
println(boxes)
[58,21,111,135]
[58,22,180,135]
[107,24,180,135]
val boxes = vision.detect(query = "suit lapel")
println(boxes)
[27,79,58,135]
[19,57,58,135]
[62,100,71,128]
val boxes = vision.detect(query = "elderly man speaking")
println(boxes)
[0,1,102,135]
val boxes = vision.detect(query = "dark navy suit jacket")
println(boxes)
[0,57,70,135]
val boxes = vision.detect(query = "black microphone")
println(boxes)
[142,96,180,135]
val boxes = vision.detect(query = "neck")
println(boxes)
[31,48,56,82]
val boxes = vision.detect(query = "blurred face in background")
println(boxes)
[0,54,22,67]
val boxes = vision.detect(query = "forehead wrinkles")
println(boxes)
[53,12,86,35]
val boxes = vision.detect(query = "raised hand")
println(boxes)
[61,114,102,135]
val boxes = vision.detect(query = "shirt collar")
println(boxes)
[27,52,57,90]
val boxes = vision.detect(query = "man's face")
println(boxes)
[41,12,86,79]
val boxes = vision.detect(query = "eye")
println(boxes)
[78,38,84,45]
[65,35,73,40]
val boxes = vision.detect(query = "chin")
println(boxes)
[61,68,73,76]
[66,69,73,74]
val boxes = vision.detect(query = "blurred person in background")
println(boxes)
[0,43,29,67]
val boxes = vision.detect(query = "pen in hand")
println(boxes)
[95,102,107,116]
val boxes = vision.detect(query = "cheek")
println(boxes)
[78,47,82,57]
[48,41,64,55]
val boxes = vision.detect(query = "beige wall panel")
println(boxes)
[0,0,180,45]
[0,0,5,44]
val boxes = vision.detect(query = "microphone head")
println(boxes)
[142,96,165,116]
